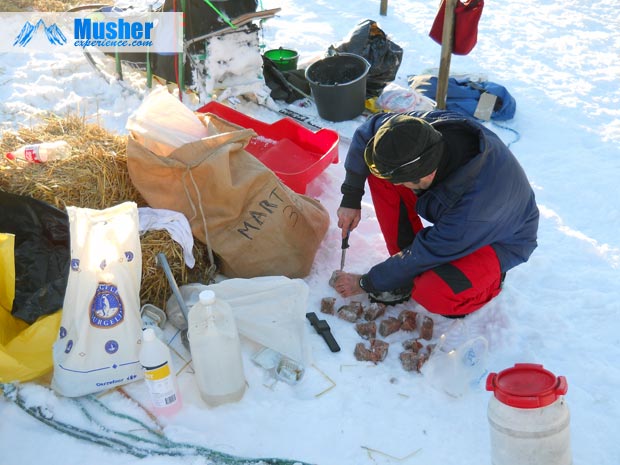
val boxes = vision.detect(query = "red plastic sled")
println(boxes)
[198,101,339,194]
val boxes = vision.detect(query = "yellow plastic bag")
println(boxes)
[0,233,14,314]
[0,233,61,383]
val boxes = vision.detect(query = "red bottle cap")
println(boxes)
[486,363,568,409]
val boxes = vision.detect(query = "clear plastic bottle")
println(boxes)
[188,289,246,407]
[5,140,71,163]
[139,327,183,416]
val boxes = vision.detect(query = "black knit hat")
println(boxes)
[364,115,444,183]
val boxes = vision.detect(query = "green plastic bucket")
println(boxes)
[264,48,299,71]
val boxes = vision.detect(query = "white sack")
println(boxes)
[51,202,143,397]
[125,86,209,157]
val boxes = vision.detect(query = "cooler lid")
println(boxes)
[485,363,568,409]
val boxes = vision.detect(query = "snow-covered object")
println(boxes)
[201,26,272,104]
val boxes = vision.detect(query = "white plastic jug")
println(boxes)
[187,290,246,406]
[486,363,572,465]
[422,335,488,397]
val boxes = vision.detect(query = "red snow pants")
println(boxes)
[367,176,503,316]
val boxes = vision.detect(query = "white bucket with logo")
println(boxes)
[486,363,572,465]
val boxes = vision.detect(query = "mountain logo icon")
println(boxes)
[13,18,67,47]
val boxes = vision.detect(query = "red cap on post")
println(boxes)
[486,363,568,409]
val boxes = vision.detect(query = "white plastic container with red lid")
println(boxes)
[486,363,572,465]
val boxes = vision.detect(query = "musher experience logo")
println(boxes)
[74,17,155,48]
[13,18,67,47]
[0,12,182,54]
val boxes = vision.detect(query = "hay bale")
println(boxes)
[1,114,214,309]
[1,114,133,207]
[139,231,213,310]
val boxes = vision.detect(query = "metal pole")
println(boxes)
[435,0,457,109]
[146,48,152,89]
[156,253,190,322]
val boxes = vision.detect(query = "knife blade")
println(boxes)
[340,230,350,270]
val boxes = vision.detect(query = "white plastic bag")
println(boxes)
[51,202,143,397]
[172,277,312,366]
[125,86,210,157]
[209,277,312,366]
[376,82,436,112]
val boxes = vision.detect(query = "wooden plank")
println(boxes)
[435,0,457,109]
[185,8,282,46]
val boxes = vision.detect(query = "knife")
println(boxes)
[340,230,350,270]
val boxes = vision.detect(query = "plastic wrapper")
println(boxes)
[376,82,436,113]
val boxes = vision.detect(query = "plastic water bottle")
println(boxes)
[139,327,183,416]
[5,140,71,163]
[188,289,246,407]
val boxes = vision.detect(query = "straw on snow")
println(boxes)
[0,114,213,309]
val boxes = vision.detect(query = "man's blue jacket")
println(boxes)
[341,110,539,291]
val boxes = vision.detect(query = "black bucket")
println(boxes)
[305,53,370,122]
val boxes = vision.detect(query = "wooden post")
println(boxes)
[178,0,187,96]
[380,0,388,16]
[435,0,457,109]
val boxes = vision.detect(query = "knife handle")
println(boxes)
[341,230,350,249]
[305,312,341,352]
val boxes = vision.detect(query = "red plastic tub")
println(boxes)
[197,101,339,194]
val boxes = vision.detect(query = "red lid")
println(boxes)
[486,363,568,409]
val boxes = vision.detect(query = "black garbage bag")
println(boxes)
[0,192,70,324]
[331,19,404,98]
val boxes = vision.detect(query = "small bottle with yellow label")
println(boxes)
[139,328,183,416]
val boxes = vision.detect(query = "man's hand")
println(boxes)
[329,270,365,298]
[337,207,361,238]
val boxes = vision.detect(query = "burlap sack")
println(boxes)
[127,113,329,278]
